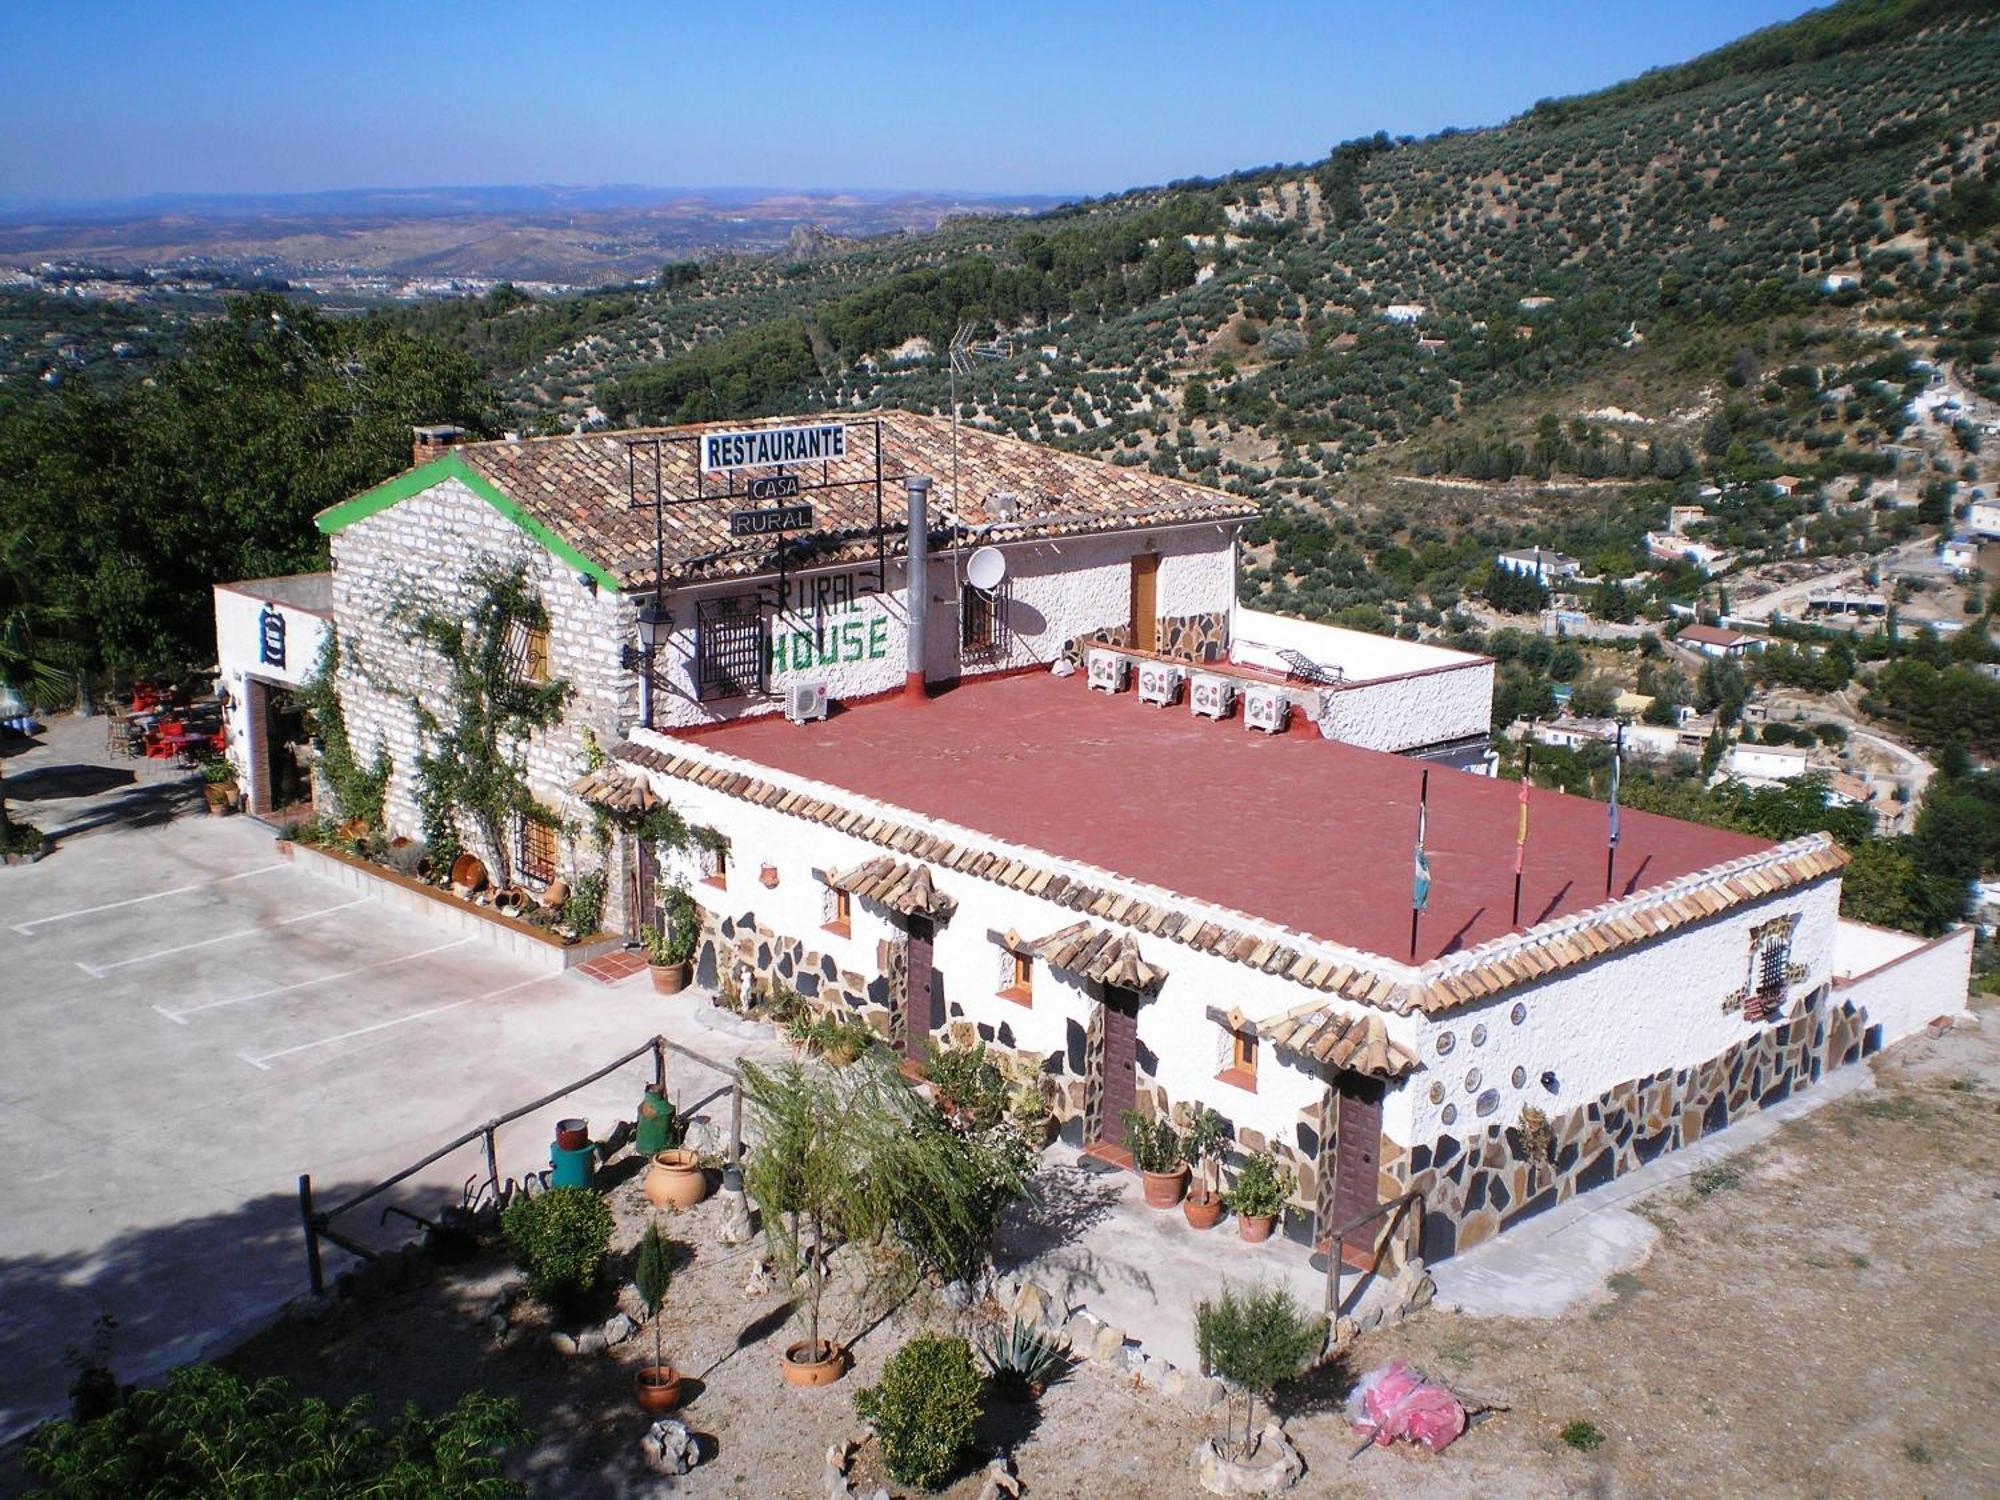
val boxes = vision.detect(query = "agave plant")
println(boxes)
[978,1317,1066,1402]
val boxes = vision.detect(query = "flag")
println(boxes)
[1412,770,1432,913]
[1515,745,1531,877]
[1607,723,1624,849]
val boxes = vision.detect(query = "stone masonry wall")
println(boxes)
[1403,985,1866,1263]
[329,476,640,913]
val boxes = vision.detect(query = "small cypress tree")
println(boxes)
[634,1219,674,1373]
[1195,1282,1326,1457]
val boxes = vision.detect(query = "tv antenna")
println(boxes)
[948,323,1009,519]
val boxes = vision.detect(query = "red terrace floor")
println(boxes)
[681,672,1770,965]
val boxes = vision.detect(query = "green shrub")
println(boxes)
[1560,1418,1606,1451]
[855,1334,984,1489]
[1195,1281,1325,1455]
[501,1186,614,1310]
[1119,1110,1182,1174]
[1223,1152,1294,1218]
[23,1363,528,1498]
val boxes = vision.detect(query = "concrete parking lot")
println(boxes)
[0,717,764,1442]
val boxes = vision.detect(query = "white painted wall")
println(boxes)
[651,522,1239,729]
[1409,878,1843,1141]
[1832,920,1972,1045]
[633,730,1425,1153]
[1726,745,1811,783]
[213,583,331,787]
[1228,608,1493,751]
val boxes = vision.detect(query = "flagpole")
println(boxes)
[1410,768,1430,962]
[1605,723,1623,899]
[1513,742,1531,928]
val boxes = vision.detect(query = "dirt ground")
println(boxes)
[15,1004,1992,1500]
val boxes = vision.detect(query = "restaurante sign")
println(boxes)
[699,423,848,474]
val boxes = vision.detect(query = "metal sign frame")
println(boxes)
[625,417,897,615]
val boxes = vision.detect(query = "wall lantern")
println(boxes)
[635,599,669,649]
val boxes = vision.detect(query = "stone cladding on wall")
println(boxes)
[1401,986,1867,1262]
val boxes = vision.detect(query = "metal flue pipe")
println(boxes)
[904,474,931,703]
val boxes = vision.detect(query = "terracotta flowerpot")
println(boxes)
[1141,1164,1189,1209]
[649,960,691,995]
[1182,1189,1225,1230]
[555,1118,589,1151]
[492,888,528,916]
[1237,1212,1277,1243]
[779,1339,846,1386]
[644,1148,709,1210]
[203,784,236,816]
[449,852,487,899]
[634,1365,682,1413]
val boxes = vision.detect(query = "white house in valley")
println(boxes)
[214,412,1972,1269]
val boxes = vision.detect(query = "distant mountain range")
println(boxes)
[0,185,1070,284]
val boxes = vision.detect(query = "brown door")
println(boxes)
[1096,987,1141,1144]
[1329,1073,1385,1267]
[903,915,936,1063]
[1129,554,1159,653]
[626,837,660,942]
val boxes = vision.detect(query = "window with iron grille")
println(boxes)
[510,622,550,684]
[518,817,557,885]
[695,595,766,702]
[962,581,1009,657]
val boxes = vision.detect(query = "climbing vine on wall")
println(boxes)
[296,628,390,828]
[405,561,573,890]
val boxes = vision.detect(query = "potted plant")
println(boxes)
[632,1219,681,1413]
[1180,1106,1228,1230]
[1223,1151,1293,1243]
[197,755,239,816]
[644,884,697,994]
[1121,1109,1187,1208]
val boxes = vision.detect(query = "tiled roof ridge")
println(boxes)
[616,732,1845,1016]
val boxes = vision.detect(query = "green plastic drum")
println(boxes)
[549,1141,594,1189]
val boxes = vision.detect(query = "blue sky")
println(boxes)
[0,0,1826,203]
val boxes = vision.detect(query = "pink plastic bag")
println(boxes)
[1346,1360,1468,1453]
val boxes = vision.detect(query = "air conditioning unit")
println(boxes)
[1189,673,1235,720]
[785,680,830,723]
[1243,684,1291,735]
[1086,650,1129,694]
[1136,660,1184,707]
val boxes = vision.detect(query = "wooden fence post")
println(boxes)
[653,1035,668,1096]
[729,1081,743,1170]
[482,1124,499,1199]
[298,1173,324,1295]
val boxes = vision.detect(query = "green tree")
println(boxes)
[1195,1282,1325,1457]
[0,527,71,854]
[1838,839,1920,930]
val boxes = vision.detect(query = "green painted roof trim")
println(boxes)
[314,451,622,594]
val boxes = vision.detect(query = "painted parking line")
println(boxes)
[154,936,477,1022]
[76,896,372,978]
[12,863,287,935]
[237,975,546,1070]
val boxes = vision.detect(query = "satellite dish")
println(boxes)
[966,546,1007,592]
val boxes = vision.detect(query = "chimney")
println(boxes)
[412,423,468,467]
[904,474,932,704]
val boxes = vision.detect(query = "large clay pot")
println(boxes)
[644,1148,709,1211]
[449,852,488,898]
[649,960,691,995]
[779,1339,846,1387]
[1141,1164,1189,1209]
[1182,1189,1225,1230]
[1237,1213,1276,1243]
[634,1365,682,1413]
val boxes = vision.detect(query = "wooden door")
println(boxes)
[903,914,936,1063]
[1330,1073,1385,1267]
[1129,554,1159,653]
[1096,987,1140,1144]
[626,836,660,942]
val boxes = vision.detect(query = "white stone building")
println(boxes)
[240,413,1970,1269]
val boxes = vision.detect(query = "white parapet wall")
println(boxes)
[1832,918,1973,1047]
[1228,606,1493,752]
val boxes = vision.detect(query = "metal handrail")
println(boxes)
[1319,1189,1425,1321]
[297,1033,744,1294]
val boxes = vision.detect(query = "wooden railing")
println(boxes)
[1319,1189,1425,1323]
[297,1034,743,1294]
